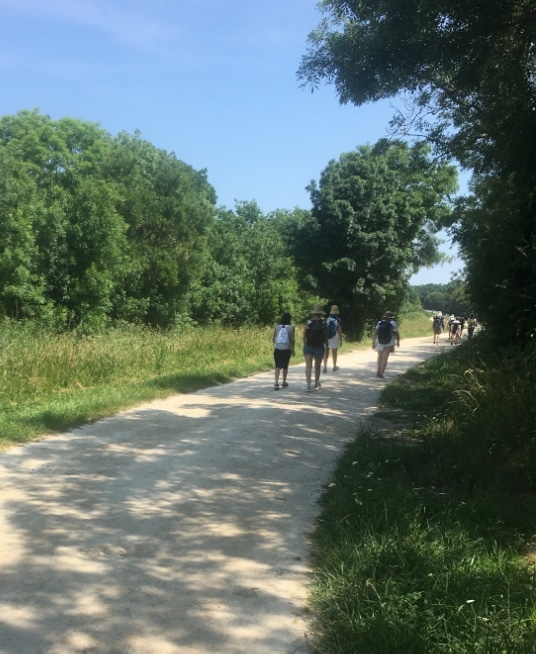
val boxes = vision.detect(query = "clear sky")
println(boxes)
[0,0,461,284]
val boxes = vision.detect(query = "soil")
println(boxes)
[0,337,441,654]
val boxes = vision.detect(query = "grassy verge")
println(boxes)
[0,323,277,447]
[309,336,536,653]
[0,308,431,449]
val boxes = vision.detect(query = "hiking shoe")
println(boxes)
[274,384,280,390]
[323,366,327,373]
[282,382,288,388]
[333,366,339,371]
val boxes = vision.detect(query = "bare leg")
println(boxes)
[304,354,313,390]
[379,347,393,376]
[314,357,322,388]
[377,349,390,377]
[332,347,339,370]
[274,366,282,389]
[323,348,329,372]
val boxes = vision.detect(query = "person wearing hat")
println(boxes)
[303,303,328,392]
[372,311,400,378]
[323,305,344,373]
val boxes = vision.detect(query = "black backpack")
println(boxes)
[377,319,393,345]
[306,319,326,347]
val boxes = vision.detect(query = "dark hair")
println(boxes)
[280,312,291,325]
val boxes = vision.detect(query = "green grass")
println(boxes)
[309,335,536,653]
[0,308,432,448]
[0,322,279,447]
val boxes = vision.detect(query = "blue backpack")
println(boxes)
[327,317,338,339]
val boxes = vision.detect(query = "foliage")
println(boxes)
[294,139,457,336]
[453,175,536,341]
[298,0,536,341]
[0,111,219,329]
[413,279,473,317]
[188,202,306,326]
[309,336,536,653]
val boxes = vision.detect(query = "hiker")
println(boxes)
[450,316,462,343]
[467,314,478,339]
[303,303,327,392]
[372,311,400,378]
[273,312,295,390]
[432,312,444,344]
[323,305,344,373]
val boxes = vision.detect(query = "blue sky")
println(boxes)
[0,0,460,284]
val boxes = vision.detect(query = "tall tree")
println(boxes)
[0,111,127,329]
[191,202,302,326]
[104,131,217,327]
[296,139,456,335]
[298,0,536,340]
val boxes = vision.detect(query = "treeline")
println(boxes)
[413,281,472,318]
[0,110,456,335]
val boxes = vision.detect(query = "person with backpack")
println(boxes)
[303,303,328,392]
[467,313,478,339]
[323,305,344,373]
[372,311,400,378]
[273,312,295,390]
[432,312,444,344]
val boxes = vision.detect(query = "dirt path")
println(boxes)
[0,337,443,654]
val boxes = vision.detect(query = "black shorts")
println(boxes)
[274,348,292,369]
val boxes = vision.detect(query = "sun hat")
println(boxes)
[384,311,395,318]
[329,305,339,314]
[311,303,325,315]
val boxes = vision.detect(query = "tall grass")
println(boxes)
[309,335,536,653]
[0,308,432,448]
[0,321,276,447]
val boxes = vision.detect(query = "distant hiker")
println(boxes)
[323,305,344,373]
[467,314,478,339]
[450,316,462,344]
[303,303,327,392]
[447,314,456,340]
[372,311,400,378]
[432,312,444,344]
[273,312,295,390]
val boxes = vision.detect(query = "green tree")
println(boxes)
[0,148,47,318]
[296,140,456,336]
[298,0,536,340]
[105,131,217,327]
[192,202,302,326]
[0,111,127,329]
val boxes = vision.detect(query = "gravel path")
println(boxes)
[0,337,441,654]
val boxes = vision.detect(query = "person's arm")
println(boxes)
[393,324,400,347]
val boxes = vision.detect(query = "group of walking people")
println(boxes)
[432,311,479,344]
[272,304,400,391]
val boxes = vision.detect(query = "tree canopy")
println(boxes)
[298,0,536,340]
[294,139,456,335]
